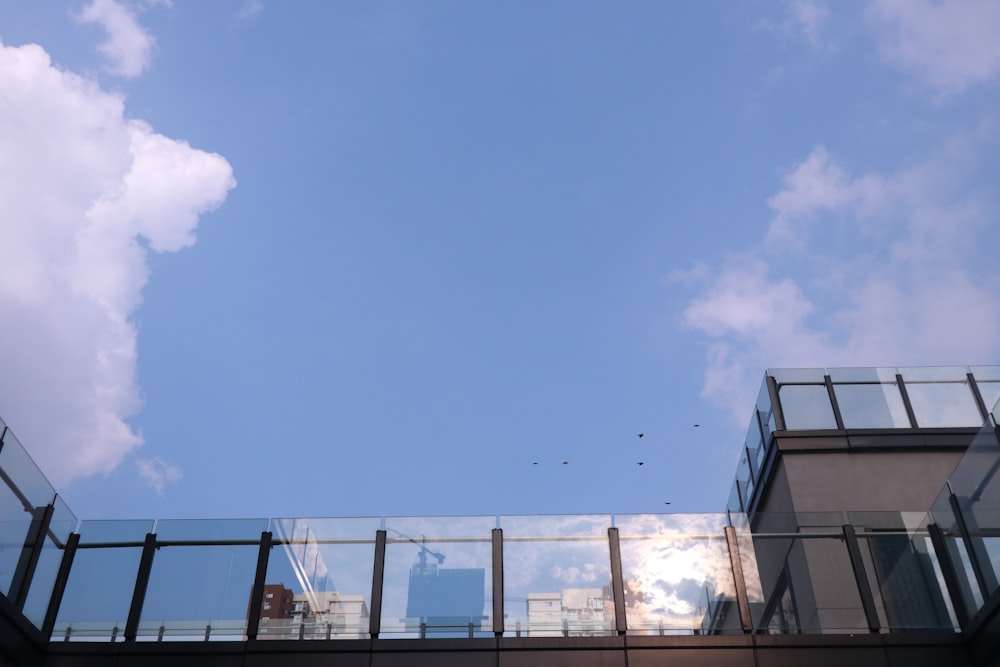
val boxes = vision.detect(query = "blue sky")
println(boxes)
[1,0,999,521]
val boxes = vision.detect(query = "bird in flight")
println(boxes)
[637,433,644,438]
[637,461,645,466]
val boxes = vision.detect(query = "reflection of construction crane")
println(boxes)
[388,529,446,575]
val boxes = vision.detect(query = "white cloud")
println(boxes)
[76,0,156,79]
[786,0,831,48]
[0,40,235,486]
[757,0,832,51]
[237,0,264,21]
[867,0,1000,96]
[136,456,183,494]
[681,144,1000,421]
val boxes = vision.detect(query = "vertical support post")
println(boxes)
[125,533,157,642]
[895,374,919,428]
[724,526,753,633]
[842,525,880,633]
[492,528,504,636]
[245,531,272,640]
[967,373,991,424]
[607,527,627,635]
[927,522,970,628]
[369,529,386,639]
[41,532,80,640]
[825,375,845,430]
[11,502,55,609]
[766,374,785,432]
[949,492,997,599]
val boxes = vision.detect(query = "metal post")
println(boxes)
[949,492,998,599]
[842,525,881,633]
[245,531,272,640]
[492,528,504,636]
[369,530,386,638]
[724,525,753,633]
[42,532,80,640]
[10,503,55,609]
[825,375,845,430]
[967,373,991,424]
[895,374,919,428]
[125,533,158,641]
[766,374,785,432]
[927,522,971,627]
[607,527,627,635]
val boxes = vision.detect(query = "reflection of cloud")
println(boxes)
[552,563,600,585]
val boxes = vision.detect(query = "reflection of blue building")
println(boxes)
[405,562,485,636]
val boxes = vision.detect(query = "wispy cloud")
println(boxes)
[680,142,1000,422]
[0,41,235,485]
[758,0,833,51]
[237,0,264,22]
[75,0,156,79]
[136,456,183,494]
[867,0,1000,97]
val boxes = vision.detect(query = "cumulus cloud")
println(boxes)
[680,144,1000,421]
[0,40,235,485]
[136,456,183,494]
[76,0,156,79]
[867,0,1000,96]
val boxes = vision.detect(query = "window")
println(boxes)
[263,603,272,610]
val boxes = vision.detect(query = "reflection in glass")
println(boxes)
[258,517,379,640]
[850,513,957,631]
[501,515,614,638]
[381,516,493,638]
[833,383,910,428]
[0,429,56,509]
[777,385,838,430]
[615,515,739,635]
[750,532,868,633]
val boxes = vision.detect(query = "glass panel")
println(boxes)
[0,429,56,509]
[727,482,742,514]
[749,532,868,633]
[769,368,827,384]
[833,382,910,428]
[0,474,32,599]
[54,520,152,642]
[501,515,614,637]
[850,512,957,631]
[615,515,739,635]
[154,518,268,542]
[22,495,76,627]
[258,517,380,640]
[978,382,1000,420]
[905,382,983,427]
[967,508,1000,598]
[828,367,899,383]
[971,366,1000,382]
[138,520,262,641]
[899,366,969,382]
[777,385,837,430]
[381,516,493,638]
[745,420,764,477]
[756,378,774,442]
[928,503,983,618]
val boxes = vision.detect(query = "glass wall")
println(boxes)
[259,516,380,640]
[381,516,493,638]
[500,515,613,638]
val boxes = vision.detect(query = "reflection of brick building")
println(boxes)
[259,584,295,620]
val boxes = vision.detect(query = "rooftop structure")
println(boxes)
[0,366,998,666]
